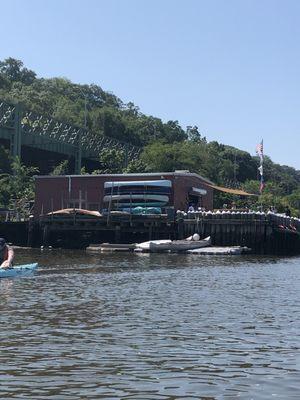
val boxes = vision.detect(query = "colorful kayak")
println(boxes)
[104,180,172,188]
[103,194,169,203]
[0,263,38,279]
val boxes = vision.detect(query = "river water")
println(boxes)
[0,249,299,399]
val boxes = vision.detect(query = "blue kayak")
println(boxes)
[0,263,38,279]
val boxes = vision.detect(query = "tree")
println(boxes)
[0,146,11,173]
[0,157,38,209]
[186,125,205,143]
[51,160,69,176]
[0,58,36,84]
[93,148,125,174]
[124,158,147,173]
[140,140,209,175]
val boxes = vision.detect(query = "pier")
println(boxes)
[177,210,300,255]
[23,210,300,255]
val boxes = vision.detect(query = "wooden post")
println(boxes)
[115,225,121,243]
[27,216,34,247]
[178,216,184,239]
[42,225,50,246]
[149,223,153,241]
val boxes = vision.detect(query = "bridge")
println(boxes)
[0,99,141,173]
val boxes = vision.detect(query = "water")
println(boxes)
[0,250,299,399]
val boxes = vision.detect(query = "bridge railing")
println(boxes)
[0,98,141,171]
[0,100,16,129]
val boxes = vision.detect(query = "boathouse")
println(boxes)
[34,171,214,217]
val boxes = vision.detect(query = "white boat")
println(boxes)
[149,236,211,252]
[135,235,211,253]
[135,239,172,251]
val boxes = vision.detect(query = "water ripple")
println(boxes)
[0,250,299,398]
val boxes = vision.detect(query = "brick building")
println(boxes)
[34,171,214,217]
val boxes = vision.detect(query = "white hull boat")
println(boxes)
[135,236,211,253]
[135,239,172,251]
[149,236,211,252]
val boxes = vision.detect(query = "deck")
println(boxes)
[26,209,300,255]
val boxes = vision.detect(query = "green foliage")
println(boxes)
[0,58,187,146]
[124,158,147,173]
[0,157,38,209]
[0,58,36,85]
[50,160,69,176]
[286,189,300,210]
[140,140,209,175]
[242,180,260,194]
[80,166,88,175]
[186,125,206,143]
[92,148,125,174]
[0,146,11,173]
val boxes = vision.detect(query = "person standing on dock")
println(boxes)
[0,238,14,269]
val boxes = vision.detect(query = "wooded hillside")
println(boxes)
[1,57,300,213]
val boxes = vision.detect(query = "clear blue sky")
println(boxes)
[1,0,300,169]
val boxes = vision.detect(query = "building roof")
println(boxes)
[35,171,214,184]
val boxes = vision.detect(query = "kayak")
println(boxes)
[0,263,38,279]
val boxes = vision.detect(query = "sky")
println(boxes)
[1,0,300,169]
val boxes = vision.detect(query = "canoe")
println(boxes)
[149,236,211,252]
[0,263,38,279]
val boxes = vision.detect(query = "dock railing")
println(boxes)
[176,209,300,254]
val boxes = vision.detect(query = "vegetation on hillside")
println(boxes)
[1,57,300,215]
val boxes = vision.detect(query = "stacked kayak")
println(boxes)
[0,263,38,279]
[104,180,171,209]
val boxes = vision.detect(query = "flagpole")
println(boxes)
[256,139,264,211]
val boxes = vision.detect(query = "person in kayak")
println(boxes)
[0,238,14,269]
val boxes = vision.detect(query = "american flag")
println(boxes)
[256,140,264,158]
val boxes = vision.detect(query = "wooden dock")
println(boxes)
[31,211,175,249]
[28,209,300,255]
[177,210,300,255]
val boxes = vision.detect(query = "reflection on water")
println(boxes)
[0,249,299,399]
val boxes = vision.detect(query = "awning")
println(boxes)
[207,184,257,196]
